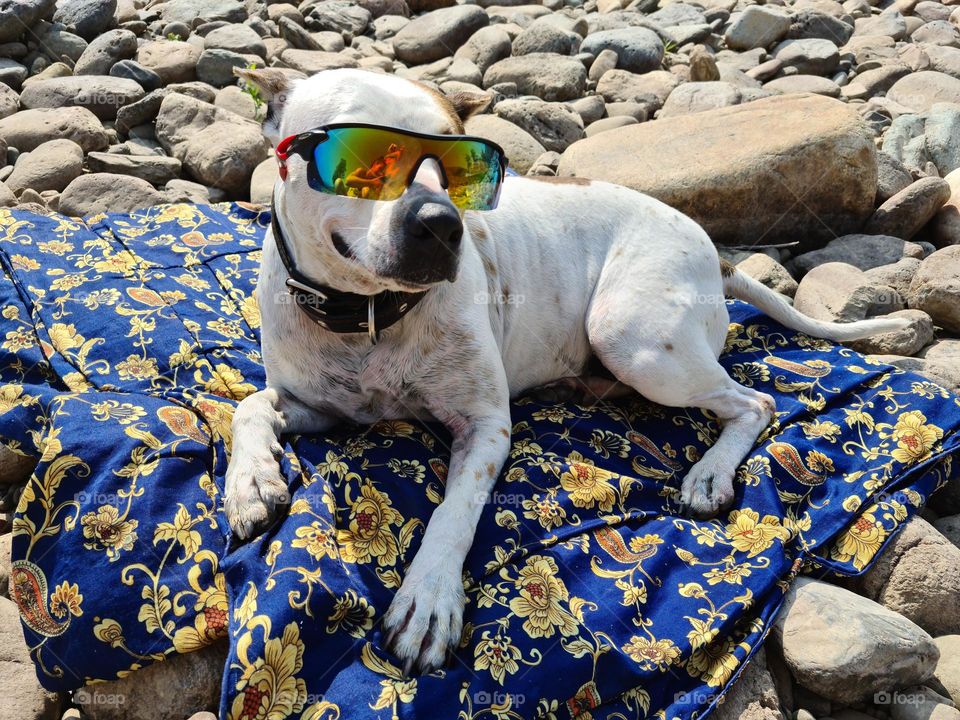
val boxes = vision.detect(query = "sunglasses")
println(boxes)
[274,123,508,212]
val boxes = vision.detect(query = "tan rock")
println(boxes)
[930,167,960,248]
[136,40,201,85]
[794,262,904,323]
[736,253,798,296]
[846,517,960,637]
[77,642,226,720]
[0,596,61,720]
[0,107,109,153]
[773,577,938,704]
[710,648,784,720]
[934,635,960,704]
[847,308,934,355]
[557,93,877,249]
[906,246,960,333]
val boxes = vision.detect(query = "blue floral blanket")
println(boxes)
[0,202,958,720]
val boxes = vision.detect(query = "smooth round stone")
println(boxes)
[580,27,664,74]
[110,59,163,92]
[764,73,841,96]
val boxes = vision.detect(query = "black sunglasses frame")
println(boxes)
[274,123,510,210]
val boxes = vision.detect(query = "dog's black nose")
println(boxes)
[406,202,463,248]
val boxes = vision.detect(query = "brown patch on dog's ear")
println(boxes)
[719,258,737,277]
[447,91,493,123]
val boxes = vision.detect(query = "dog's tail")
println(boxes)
[721,260,911,342]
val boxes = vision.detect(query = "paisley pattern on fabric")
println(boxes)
[0,203,958,720]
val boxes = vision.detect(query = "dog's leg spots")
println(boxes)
[225,388,334,539]
[589,311,774,520]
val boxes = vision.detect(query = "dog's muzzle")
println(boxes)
[386,192,463,285]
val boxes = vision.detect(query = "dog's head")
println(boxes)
[237,68,492,294]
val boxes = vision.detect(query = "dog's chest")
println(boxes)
[276,339,434,423]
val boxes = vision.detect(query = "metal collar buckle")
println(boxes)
[367,296,377,345]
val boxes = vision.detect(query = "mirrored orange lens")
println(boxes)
[313,127,418,201]
[312,126,503,210]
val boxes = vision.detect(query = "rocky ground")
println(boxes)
[1,0,960,717]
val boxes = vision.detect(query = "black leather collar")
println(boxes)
[269,193,427,343]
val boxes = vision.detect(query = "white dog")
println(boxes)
[225,67,907,674]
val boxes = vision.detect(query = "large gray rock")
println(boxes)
[0,595,61,719]
[710,648,784,720]
[493,97,584,152]
[906,245,960,333]
[876,150,914,204]
[453,26,511,74]
[53,0,116,39]
[725,5,791,51]
[77,641,227,720]
[159,0,246,24]
[931,167,960,248]
[512,18,580,55]
[36,24,86,63]
[74,28,137,75]
[846,518,960,637]
[6,138,83,193]
[847,308,934,356]
[924,103,960,177]
[934,635,960,704]
[773,38,840,75]
[483,53,586,101]
[558,93,877,249]
[0,0,55,43]
[736,252,798,296]
[86,152,182,186]
[204,23,266,57]
[863,177,952,240]
[392,5,488,64]
[580,27,664,74]
[465,114,546,174]
[278,49,358,74]
[0,59,27,91]
[19,75,144,120]
[794,262,904,322]
[249,157,276,205]
[302,0,371,38]
[0,106,108,152]
[0,83,17,120]
[155,93,269,194]
[60,173,164,216]
[660,81,742,117]
[595,68,681,111]
[864,257,923,298]
[790,235,913,277]
[773,577,938,704]
[136,40,202,85]
[888,71,960,112]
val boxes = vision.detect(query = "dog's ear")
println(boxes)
[233,67,299,145]
[447,91,493,123]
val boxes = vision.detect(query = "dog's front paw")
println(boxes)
[382,570,465,675]
[679,463,734,520]
[224,442,289,540]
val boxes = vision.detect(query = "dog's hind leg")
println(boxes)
[225,387,335,539]
[589,325,775,518]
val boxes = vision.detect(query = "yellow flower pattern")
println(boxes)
[0,203,958,720]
